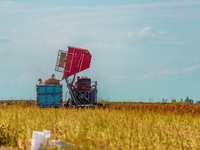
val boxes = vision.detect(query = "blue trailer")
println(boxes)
[36,84,63,107]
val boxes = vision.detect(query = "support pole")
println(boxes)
[65,78,78,107]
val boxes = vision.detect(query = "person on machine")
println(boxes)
[38,78,44,85]
[44,74,60,85]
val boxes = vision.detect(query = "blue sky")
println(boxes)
[0,0,200,102]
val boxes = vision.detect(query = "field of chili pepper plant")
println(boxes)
[1,100,200,150]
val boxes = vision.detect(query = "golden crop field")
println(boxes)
[1,101,200,150]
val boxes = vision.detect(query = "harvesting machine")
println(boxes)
[55,46,98,108]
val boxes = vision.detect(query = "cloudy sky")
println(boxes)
[0,0,200,102]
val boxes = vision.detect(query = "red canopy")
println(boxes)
[62,46,92,80]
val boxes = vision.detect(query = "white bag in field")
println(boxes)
[31,129,82,150]
[31,130,50,150]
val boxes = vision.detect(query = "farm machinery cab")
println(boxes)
[55,46,98,108]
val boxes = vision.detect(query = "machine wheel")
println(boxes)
[65,98,76,108]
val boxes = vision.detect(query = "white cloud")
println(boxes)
[138,27,168,38]
[138,27,152,37]
[115,43,124,50]
[7,73,35,86]
[138,71,157,80]
[158,30,168,35]
[128,31,133,37]
[138,65,200,81]
[0,1,26,12]
[11,29,21,35]
[160,68,178,75]
[182,65,200,73]
[0,1,25,8]
[138,68,180,81]
[1,1,200,13]
[109,75,130,85]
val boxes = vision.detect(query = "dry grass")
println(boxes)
[0,104,200,149]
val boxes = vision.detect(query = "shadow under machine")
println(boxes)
[55,46,98,108]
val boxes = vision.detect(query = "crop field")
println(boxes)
[1,100,200,150]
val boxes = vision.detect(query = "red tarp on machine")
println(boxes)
[62,46,92,80]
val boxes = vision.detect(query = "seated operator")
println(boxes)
[38,78,43,85]
[73,76,80,89]
[44,74,60,85]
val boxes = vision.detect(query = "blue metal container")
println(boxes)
[36,84,62,107]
